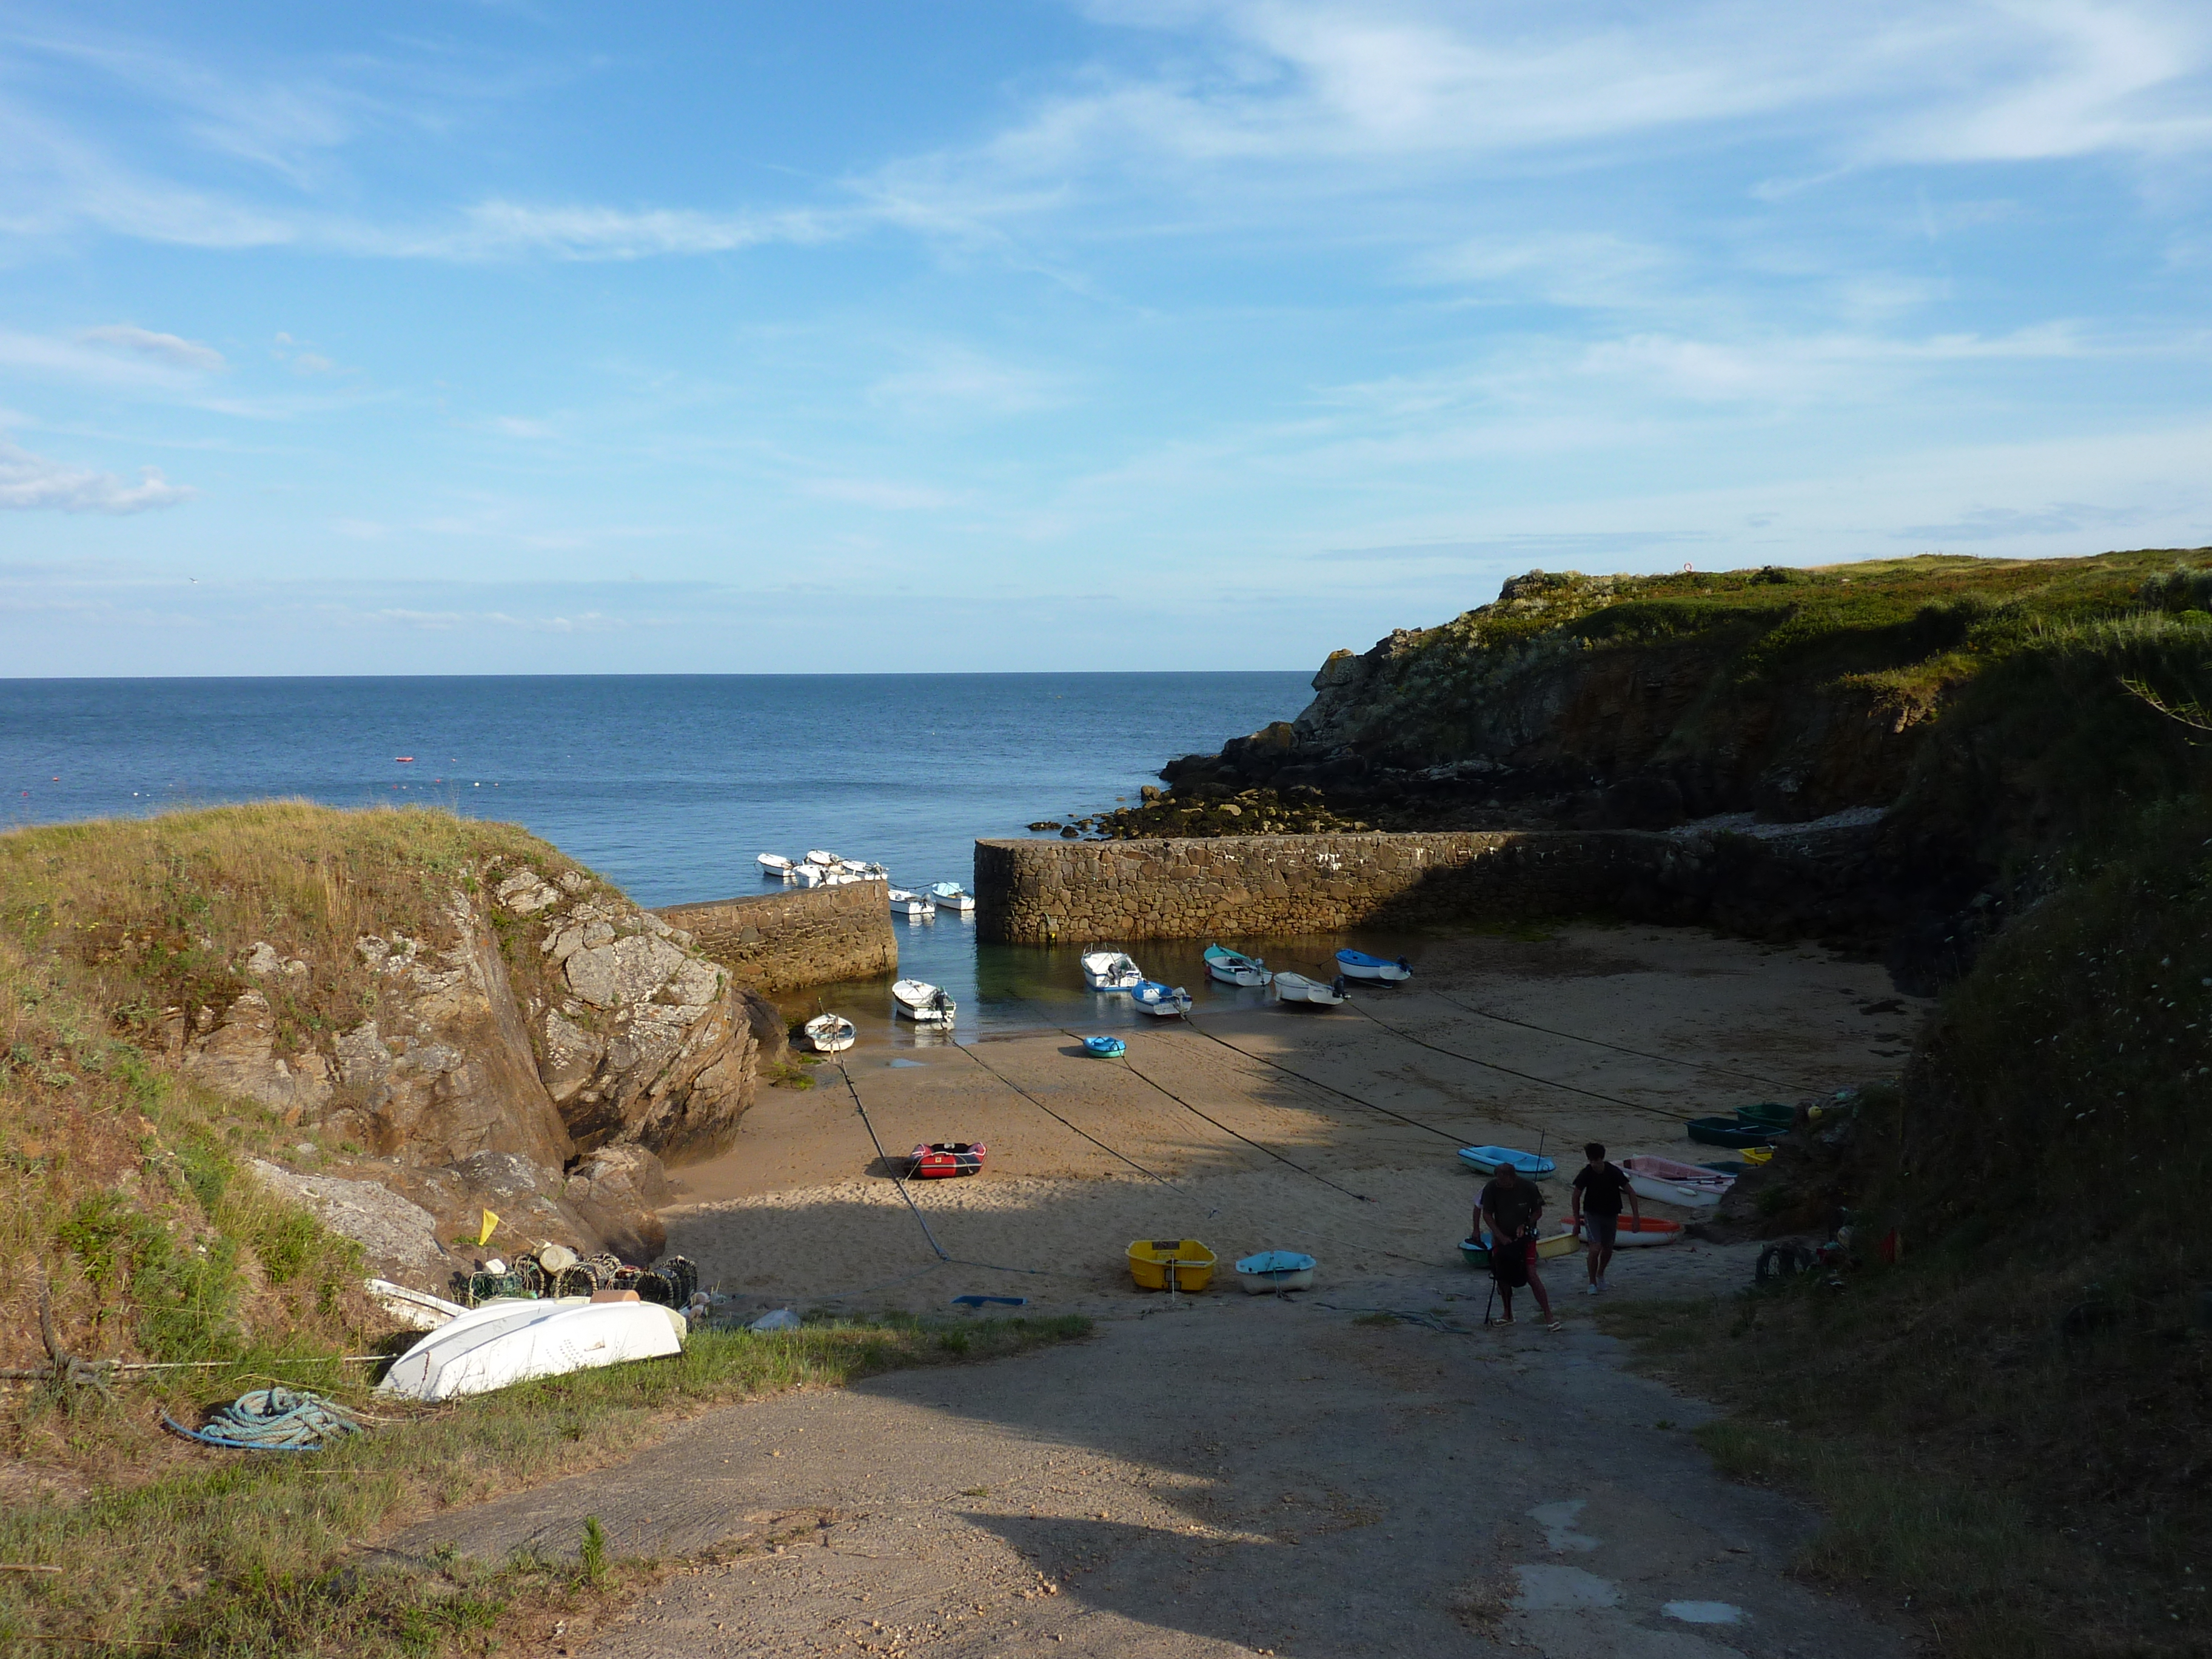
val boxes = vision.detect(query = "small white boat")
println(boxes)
[1131,979,1192,1017]
[365,1278,467,1331]
[893,979,957,1024]
[805,850,838,867]
[791,862,826,887]
[1273,971,1345,1007]
[803,1013,856,1053]
[1234,1250,1316,1293]
[888,890,937,919]
[1081,950,1144,991]
[1204,944,1272,988]
[927,882,976,913]
[757,853,796,878]
[1336,949,1413,982]
[838,859,888,879]
[1621,1155,1734,1208]
[375,1298,685,1402]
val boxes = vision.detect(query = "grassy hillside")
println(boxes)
[1612,786,2212,1657]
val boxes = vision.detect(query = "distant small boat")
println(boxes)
[892,979,957,1024]
[1273,971,1345,1007]
[1456,1145,1558,1179]
[394,756,415,763]
[908,1141,986,1179]
[1336,950,1412,983]
[1621,1154,1734,1207]
[802,1013,856,1053]
[805,850,838,866]
[887,889,936,919]
[927,882,976,913]
[1203,944,1272,988]
[758,853,796,877]
[1081,950,1143,991]
[1234,1250,1315,1293]
[791,863,826,887]
[1082,1034,1127,1059]
[1131,980,1193,1017]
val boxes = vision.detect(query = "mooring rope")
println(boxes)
[1341,999,1698,1125]
[1065,1028,1375,1204]
[1413,985,1808,1093]
[1176,1013,1478,1144]
[829,1048,1054,1278]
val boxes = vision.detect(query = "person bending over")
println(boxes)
[1478,1163,1560,1331]
[1570,1142,1640,1294]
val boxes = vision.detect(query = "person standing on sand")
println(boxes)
[1478,1164,1561,1332]
[1570,1142,1640,1295]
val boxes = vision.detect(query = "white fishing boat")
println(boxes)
[375,1298,685,1403]
[802,1013,856,1053]
[1621,1155,1734,1208]
[927,882,976,913]
[1131,979,1193,1017]
[790,863,826,887]
[1273,971,1345,1007]
[888,889,937,919]
[1203,944,1272,988]
[805,850,839,867]
[893,979,957,1024]
[838,859,889,879]
[757,853,797,878]
[1081,950,1144,991]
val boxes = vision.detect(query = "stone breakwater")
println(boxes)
[655,879,898,991]
[974,819,1901,950]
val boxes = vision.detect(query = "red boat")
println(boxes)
[908,1141,987,1179]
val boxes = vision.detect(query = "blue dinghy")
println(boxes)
[1082,1035,1127,1059]
[1336,949,1412,983]
[1130,980,1193,1017]
[1456,1145,1558,1179]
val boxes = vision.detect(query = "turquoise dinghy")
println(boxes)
[1234,1250,1316,1293]
[1082,1035,1127,1059]
[1336,949,1412,983]
[1203,944,1272,988]
[1456,1145,1558,1179]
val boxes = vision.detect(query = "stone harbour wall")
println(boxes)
[655,879,898,990]
[974,825,1896,947]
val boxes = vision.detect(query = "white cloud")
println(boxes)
[336,199,846,262]
[79,323,226,371]
[0,437,194,512]
[867,347,1068,415]
[802,477,963,510]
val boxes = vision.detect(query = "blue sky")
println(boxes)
[4,1,2210,675]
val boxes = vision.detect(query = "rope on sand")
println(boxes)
[1067,1028,1374,1204]
[1176,1014,1476,1144]
[1413,987,1809,1093]
[829,1050,1054,1279]
[1342,1001,1698,1125]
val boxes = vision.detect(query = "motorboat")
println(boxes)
[1081,950,1144,991]
[791,863,826,887]
[1131,980,1193,1017]
[888,889,937,919]
[757,853,796,878]
[927,882,977,913]
[1621,1154,1734,1207]
[892,979,957,1024]
[1336,949,1412,983]
[1273,971,1345,1007]
[1082,1034,1127,1059]
[805,850,839,867]
[375,1298,684,1402]
[802,1013,856,1053]
[1456,1145,1558,1179]
[908,1141,986,1178]
[1203,944,1272,988]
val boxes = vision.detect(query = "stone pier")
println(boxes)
[655,880,897,990]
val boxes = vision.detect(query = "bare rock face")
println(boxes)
[247,1158,455,1286]
[183,989,333,1122]
[562,1144,671,1260]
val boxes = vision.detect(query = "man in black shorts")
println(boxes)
[1570,1142,1640,1294]
[1477,1164,1560,1330]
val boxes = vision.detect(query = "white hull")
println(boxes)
[892,979,957,1024]
[1338,961,1411,982]
[1272,972,1344,1006]
[1627,1172,1725,1208]
[1236,1265,1315,1293]
[757,853,796,877]
[791,864,826,886]
[928,885,977,913]
[803,1014,856,1053]
[1131,984,1192,1017]
[376,1299,684,1402]
[1204,950,1272,988]
[366,1277,468,1331]
[805,850,837,866]
[1081,951,1144,991]
[891,899,936,918]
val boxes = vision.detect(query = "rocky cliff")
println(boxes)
[3,805,788,1290]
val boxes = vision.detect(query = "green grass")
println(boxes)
[0,1312,1091,1658]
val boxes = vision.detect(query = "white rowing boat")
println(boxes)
[1203,944,1272,988]
[893,979,957,1024]
[1621,1155,1734,1208]
[888,889,936,918]
[803,1013,856,1053]
[1273,971,1345,1007]
[1081,950,1144,991]
[927,882,976,913]
[757,853,796,877]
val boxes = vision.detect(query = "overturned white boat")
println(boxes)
[757,853,797,878]
[1273,971,1346,1007]
[927,882,976,913]
[375,1298,685,1403]
[1081,950,1144,991]
[888,888,937,919]
[893,979,957,1024]
[803,1013,856,1053]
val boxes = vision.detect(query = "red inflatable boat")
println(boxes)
[908,1141,987,1178]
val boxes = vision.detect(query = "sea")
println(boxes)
[0,672,1380,1039]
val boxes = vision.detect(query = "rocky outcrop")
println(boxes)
[247,1159,457,1284]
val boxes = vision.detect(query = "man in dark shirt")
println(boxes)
[1569,1141,1641,1294]
[1477,1164,1560,1330]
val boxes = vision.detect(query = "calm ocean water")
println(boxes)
[0,674,1334,1035]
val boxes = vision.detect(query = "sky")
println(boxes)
[3,0,2211,676]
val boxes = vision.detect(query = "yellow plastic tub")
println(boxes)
[1127,1238,1218,1292]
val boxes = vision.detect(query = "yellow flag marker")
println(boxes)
[477,1208,500,1247]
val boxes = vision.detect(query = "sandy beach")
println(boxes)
[665,924,1921,1316]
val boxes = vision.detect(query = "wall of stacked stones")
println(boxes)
[973,828,1891,946]
[655,880,899,990]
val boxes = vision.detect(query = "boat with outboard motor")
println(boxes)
[1273,971,1346,1007]
[1131,979,1193,1017]
[892,979,957,1024]
[1336,949,1412,983]
[1203,944,1272,988]
[1081,950,1144,991]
